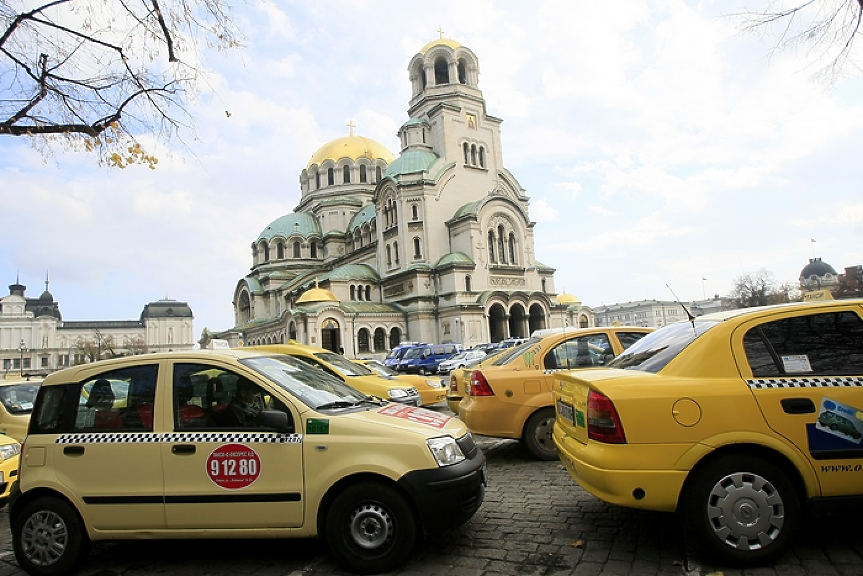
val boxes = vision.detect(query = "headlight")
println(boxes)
[0,442,21,461]
[388,388,408,399]
[425,379,441,388]
[427,436,465,466]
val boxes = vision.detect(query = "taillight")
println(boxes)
[468,371,494,396]
[586,389,626,444]
[449,374,458,392]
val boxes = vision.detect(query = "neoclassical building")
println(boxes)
[0,278,194,377]
[219,36,573,356]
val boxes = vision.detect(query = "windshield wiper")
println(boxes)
[316,400,362,410]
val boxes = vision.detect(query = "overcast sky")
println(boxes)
[2,0,861,337]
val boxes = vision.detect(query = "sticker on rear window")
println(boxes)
[206,443,262,490]
[377,405,452,429]
[781,355,812,373]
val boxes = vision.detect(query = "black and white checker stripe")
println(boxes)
[747,376,863,389]
[57,432,303,444]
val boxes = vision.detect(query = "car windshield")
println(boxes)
[242,355,367,409]
[403,347,423,359]
[0,382,40,414]
[314,352,374,376]
[363,361,398,377]
[447,352,468,362]
[606,320,720,373]
[493,338,541,366]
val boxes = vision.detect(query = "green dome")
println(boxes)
[347,204,376,234]
[384,149,439,178]
[257,212,320,242]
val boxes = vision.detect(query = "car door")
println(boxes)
[53,364,164,530]
[738,306,863,496]
[160,361,305,529]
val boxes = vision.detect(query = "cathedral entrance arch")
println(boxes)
[509,304,527,339]
[529,304,546,335]
[321,318,341,353]
[389,327,401,349]
[488,303,507,343]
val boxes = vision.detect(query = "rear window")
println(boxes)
[607,321,718,373]
[493,338,541,366]
[0,382,40,414]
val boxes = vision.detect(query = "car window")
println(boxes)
[744,311,863,377]
[315,352,374,376]
[0,383,40,414]
[74,365,158,432]
[403,348,422,359]
[608,321,718,373]
[617,331,650,350]
[494,338,541,366]
[544,334,612,370]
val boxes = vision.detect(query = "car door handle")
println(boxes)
[63,446,85,456]
[171,444,197,455]
[781,398,816,414]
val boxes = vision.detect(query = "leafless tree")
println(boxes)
[1,0,242,165]
[728,269,801,308]
[736,1,863,81]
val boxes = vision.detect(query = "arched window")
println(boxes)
[471,144,477,165]
[293,241,301,258]
[373,328,386,351]
[487,230,495,263]
[434,57,449,84]
[463,142,469,164]
[350,285,356,300]
[541,278,547,293]
[365,285,371,301]
[376,166,382,182]
[458,60,467,84]
[310,243,317,259]
[327,168,334,186]
[315,172,320,189]
[360,165,367,183]
[276,242,284,259]
[389,327,401,349]
[357,328,370,352]
[479,147,485,168]
[498,225,506,264]
[411,205,418,220]
[509,233,516,265]
[394,241,399,264]
[263,243,270,262]
[386,245,392,266]
[289,322,297,341]
[343,165,350,184]
[413,237,422,259]
[465,275,472,292]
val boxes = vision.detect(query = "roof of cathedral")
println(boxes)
[434,252,475,269]
[140,299,194,319]
[305,134,395,170]
[384,149,439,178]
[347,204,376,233]
[296,279,338,304]
[557,292,581,305]
[322,263,381,283]
[451,200,482,220]
[420,37,463,54]
[257,212,321,242]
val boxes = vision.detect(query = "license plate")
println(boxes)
[557,400,574,423]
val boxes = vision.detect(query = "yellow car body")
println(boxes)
[553,299,863,567]
[446,351,506,413]
[12,349,485,575]
[459,327,653,459]
[0,378,41,441]
[355,359,446,406]
[0,433,21,508]
[250,344,422,406]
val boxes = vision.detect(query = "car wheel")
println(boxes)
[419,367,428,375]
[682,453,801,566]
[12,496,90,576]
[523,407,558,461]
[325,481,418,574]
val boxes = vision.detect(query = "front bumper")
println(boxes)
[398,434,486,532]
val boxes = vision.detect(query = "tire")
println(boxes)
[523,407,558,460]
[419,367,428,375]
[682,453,801,566]
[12,496,90,576]
[325,482,418,574]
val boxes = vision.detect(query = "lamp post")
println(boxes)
[18,338,26,376]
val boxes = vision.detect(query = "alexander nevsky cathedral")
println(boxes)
[215,36,584,356]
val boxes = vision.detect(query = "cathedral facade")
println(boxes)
[220,37,575,356]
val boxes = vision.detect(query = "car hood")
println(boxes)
[320,404,469,439]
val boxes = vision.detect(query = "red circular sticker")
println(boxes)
[206,443,261,490]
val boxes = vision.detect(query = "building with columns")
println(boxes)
[218,36,574,356]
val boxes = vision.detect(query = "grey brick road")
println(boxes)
[0,429,860,575]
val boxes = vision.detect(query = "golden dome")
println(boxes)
[296,279,338,304]
[558,292,581,305]
[420,37,463,54]
[306,134,395,170]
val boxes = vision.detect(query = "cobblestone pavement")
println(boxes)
[0,412,860,575]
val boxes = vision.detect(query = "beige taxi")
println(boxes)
[10,349,485,575]
[0,377,41,441]
[355,359,447,406]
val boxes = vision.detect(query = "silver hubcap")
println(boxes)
[533,416,556,454]
[707,471,784,550]
[348,503,393,550]
[22,510,68,567]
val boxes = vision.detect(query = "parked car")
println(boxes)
[354,359,447,406]
[0,377,42,441]
[446,351,506,413]
[0,433,21,509]
[251,343,422,406]
[437,349,487,374]
[553,299,863,566]
[382,342,421,368]
[10,349,486,575]
[397,344,461,375]
[459,327,652,459]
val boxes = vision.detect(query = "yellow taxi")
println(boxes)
[355,359,446,406]
[0,377,42,441]
[11,349,485,575]
[553,299,863,567]
[250,343,422,406]
[446,351,505,413]
[459,327,652,460]
[0,432,21,508]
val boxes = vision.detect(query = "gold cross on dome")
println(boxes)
[346,119,355,136]
[437,26,445,39]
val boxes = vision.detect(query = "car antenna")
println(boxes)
[666,284,697,327]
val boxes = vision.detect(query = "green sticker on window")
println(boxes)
[575,410,585,428]
[306,418,329,434]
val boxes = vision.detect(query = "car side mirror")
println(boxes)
[259,409,293,433]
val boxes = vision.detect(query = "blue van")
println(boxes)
[382,342,421,368]
[397,343,461,375]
